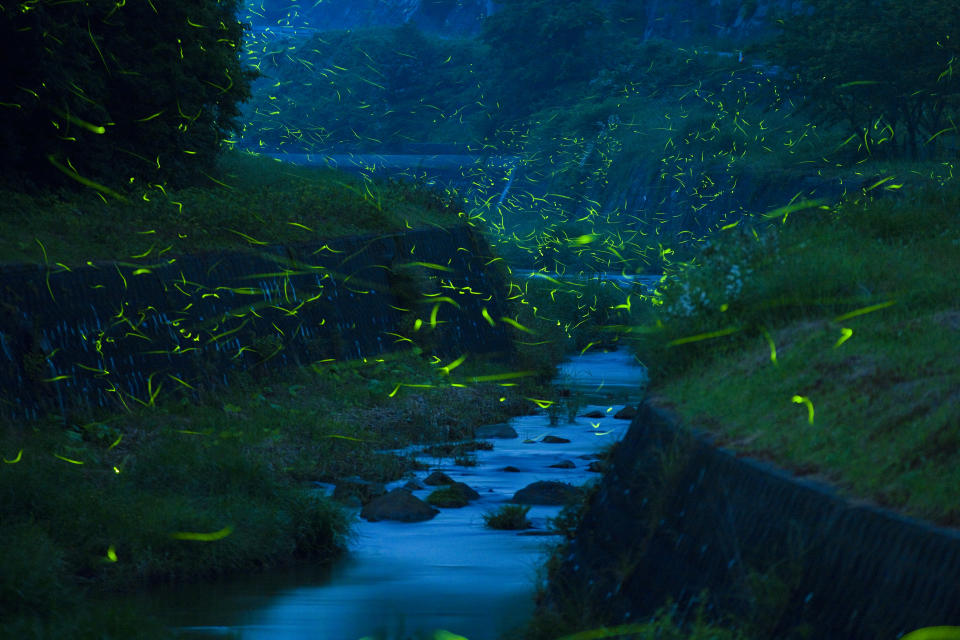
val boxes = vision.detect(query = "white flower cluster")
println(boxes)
[659,256,753,320]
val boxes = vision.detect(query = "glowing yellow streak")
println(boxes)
[168,374,195,390]
[74,363,109,375]
[927,127,957,144]
[792,395,815,424]
[50,106,106,134]
[423,295,461,308]
[3,449,23,464]
[388,382,435,397]
[467,371,534,383]
[130,245,154,258]
[399,261,454,272]
[54,453,84,464]
[170,526,233,541]
[834,327,853,348]
[760,327,777,365]
[208,318,250,343]
[901,627,960,640]
[47,155,128,202]
[833,300,896,322]
[135,110,165,122]
[106,546,118,563]
[612,295,631,311]
[107,434,122,451]
[433,631,469,640]
[321,434,367,442]
[580,341,597,355]
[439,354,468,375]
[864,176,895,192]
[413,318,423,331]
[500,317,535,334]
[288,222,313,231]
[481,307,496,327]
[43,375,72,382]
[226,229,268,246]
[667,326,740,346]
[837,80,881,88]
[429,304,440,328]
[760,199,826,222]
[526,398,555,409]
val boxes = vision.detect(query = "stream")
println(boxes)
[133,350,648,640]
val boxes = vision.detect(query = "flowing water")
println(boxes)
[134,350,647,640]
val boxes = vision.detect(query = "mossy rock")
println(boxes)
[426,481,479,508]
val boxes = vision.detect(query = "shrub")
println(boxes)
[483,504,531,530]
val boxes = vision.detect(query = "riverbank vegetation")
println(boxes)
[0,350,534,638]
[632,177,960,525]
[0,149,456,266]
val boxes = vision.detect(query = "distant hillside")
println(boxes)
[243,0,497,36]
[241,0,789,41]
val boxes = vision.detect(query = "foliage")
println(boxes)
[239,24,493,151]
[0,342,535,628]
[0,0,255,189]
[482,504,531,530]
[0,149,457,266]
[763,0,960,157]
[633,178,960,524]
[480,0,606,115]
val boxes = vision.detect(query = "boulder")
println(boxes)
[549,460,576,469]
[423,470,455,486]
[542,435,571,444]
[512,481,582,506]
[332,477,387,505]
[403,478,426,491]
[475,423,519,439]
[581,410,606,419]
[502,465,522,472]
[614,405,639,420]
[426,481,480,508]
[361,488,439,522]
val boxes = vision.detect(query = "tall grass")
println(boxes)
[631,177,960,524]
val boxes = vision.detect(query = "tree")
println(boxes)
[480,0,606,115]
[764,0,960,158]
[0,0,255,190]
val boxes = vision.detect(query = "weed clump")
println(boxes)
[483,504,532,530]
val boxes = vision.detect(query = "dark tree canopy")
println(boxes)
[480,0,605,115]
[764,0,960,158]
[0,0,254,190]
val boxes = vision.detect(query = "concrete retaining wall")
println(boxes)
[0,226,514,421]
[542,403,960,639]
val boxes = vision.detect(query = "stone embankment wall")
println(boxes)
[542,403,960,639]
[0,226,514,422]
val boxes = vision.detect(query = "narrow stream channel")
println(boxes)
[133,350,648,640]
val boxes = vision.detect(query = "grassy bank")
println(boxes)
[1,350,535,638]
[0,149,456,266]
[633,174,960,526]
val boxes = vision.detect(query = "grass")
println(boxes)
[0,349,539,637]
[631,176,960,525]
[482,504,531,530]
[0,149,458,267]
